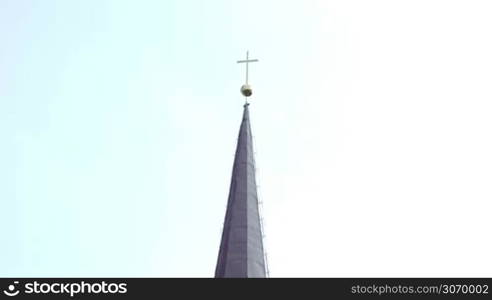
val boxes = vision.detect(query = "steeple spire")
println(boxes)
[215,103,267,278]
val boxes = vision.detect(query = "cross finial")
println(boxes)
[237,51,259,101]
[237,51,258,85]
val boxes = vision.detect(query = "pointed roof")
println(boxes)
[215,103,267,278]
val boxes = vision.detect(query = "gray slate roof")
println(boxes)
[215,104,267,278]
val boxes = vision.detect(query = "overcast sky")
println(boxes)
[1,0,492,277]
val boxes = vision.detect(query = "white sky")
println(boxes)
[1,0,491,276]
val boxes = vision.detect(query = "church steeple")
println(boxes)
[215,51,266,278]
[215,103,267,278]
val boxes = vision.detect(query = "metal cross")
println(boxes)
[237,51,258,85]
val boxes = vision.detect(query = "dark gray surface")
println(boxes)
[215,104,266,278]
